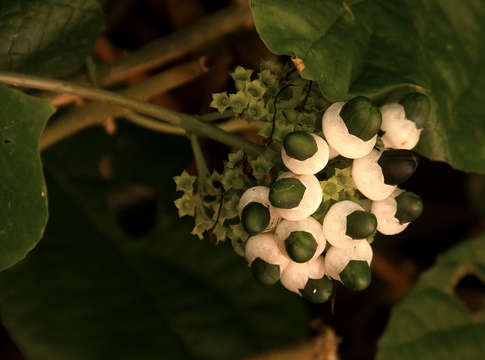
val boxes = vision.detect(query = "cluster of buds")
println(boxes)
[238,94,427,303]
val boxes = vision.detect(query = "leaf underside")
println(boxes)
[250,0,485,173]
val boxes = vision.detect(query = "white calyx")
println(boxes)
[325,241,373,282]
[322,102,376,159]
[380,103,422,150]
[328,144,340,160]
[273,172,323,221]
[352,149,396,200]
[238,186,280,231]
[322,200,368,248]
[274,216,326,261]
[245,233,290,275]
[281,133,329,175]
[280,256,326,295]
[371,188,409,235]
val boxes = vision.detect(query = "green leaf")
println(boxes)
[250,0,485,173]
[0,0,104,78]
[0,84,54,271]
[377,235,485,360]
[0,124,308,359]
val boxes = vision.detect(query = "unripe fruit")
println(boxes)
[283,131,317,160]
[399,92,430,129]
[269,178,306,209]
[340,96,382,141]
[251,258,280,285]
[377,150,418,185]
[300,276,334,303]
[340,260,372,291]
[285,231,318,263]
[281,132,329,175]
[241,202,270,235]
[345,210,377,239]
[395,191,423,224]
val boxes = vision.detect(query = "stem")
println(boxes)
[189,134,210,192]
[198,110,234,122]
[122,113,262,136]
[85,56,100,88]
[0,71,264,155]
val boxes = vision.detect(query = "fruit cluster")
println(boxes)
[240,94,426,303]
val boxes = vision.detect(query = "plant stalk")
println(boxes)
[0,71,264,155]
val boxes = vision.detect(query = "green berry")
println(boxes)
[340,96,382,141]
[377,150,418,185]
[283,131,317,161]
[241,202,270,235]
[399,92,430,129]
[395,191,423,224]
[269,178,306,209]
[285,231,317,263]
[340,260,371,291]
[251,258,280,285]
[345,210,377,239]
[300,276,334,303]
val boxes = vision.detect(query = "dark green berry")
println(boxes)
[285,231,317,263]
[399,92,430,129]
[269,178,306,209]
[251,258,280,285]
[345,210,377,239]
[395,191,423,224]
[340,260,371,291]
[340,96,382,141]
[283,131,317,161]
[377,150,418,185]
[241,202,270,235]
[300,276,334,303]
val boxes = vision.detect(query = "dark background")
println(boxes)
[1,0,484,359]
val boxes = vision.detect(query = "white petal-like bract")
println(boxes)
[275,216,326,260]
[281,133,329,175]
[371,188,409,235]
[322,102,376,159]
[273,172,323,221]
[281,256,326,295]
[352,149,396,200]
[380,103,422,150]
[325,242,373,282]
[245,233,290,275]
[322,200,369,248]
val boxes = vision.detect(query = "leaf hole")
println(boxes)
[109,184,158,238]
[3,138,14,145]
[454,274,485,314]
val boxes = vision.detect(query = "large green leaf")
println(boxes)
[0,83,54,271]
[250,0,485,173]
[0,124,308,359]
[377,235,485,360]
[0,0,104,78]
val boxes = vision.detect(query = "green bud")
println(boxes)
[269,178,306,209]
[285,231,317,263]
[283,131,318,161]
[399,92,430,129]
[251,258,280,285]
[241,202,270,235]
[300,276,333,303]
[395,191,423,224]
[377,150,418,185]
[346,210,377,239]
[340,96,382,141]
[340,260,371,291]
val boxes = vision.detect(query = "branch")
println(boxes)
[190,134,210,192]
[96,4,252,86]
[0,71,264,156]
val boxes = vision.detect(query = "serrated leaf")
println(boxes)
[377,235,485,360]
[221,167,245,191]
[227,150,245,169]
[0,84,54,271]
[0,0,104,78]
[0,123,308,359]
[173,170,196,194]
[250,0,485,173]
